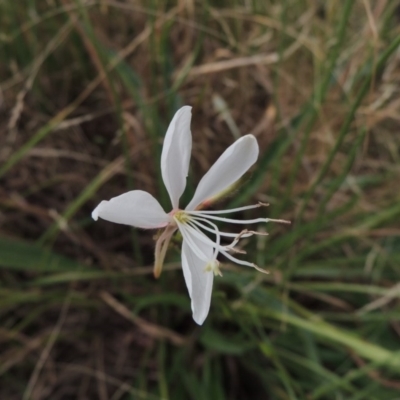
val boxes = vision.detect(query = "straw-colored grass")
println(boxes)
[1,1,400,399]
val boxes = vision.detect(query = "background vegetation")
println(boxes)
[1,0,400,399]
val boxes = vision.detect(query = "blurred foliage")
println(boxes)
[1,0,400,399]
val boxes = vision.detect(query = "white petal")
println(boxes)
[92,190,170,229]
[181,233,214,325]
[186,135,259,211]
[161,106,192,209]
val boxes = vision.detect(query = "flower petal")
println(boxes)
[161,106,192,209]
[181,233,214,325]
[186,134,259,211]
[92,190,170,229]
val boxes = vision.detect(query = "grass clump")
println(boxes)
[1,1,400,399]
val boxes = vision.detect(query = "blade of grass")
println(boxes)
[297,33,400,220]
[280,0,355,211]
[0,237,88,272]
[258,305,400,371]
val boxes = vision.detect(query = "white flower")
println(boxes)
[92,106,289,325]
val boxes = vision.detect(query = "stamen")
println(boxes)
[188,217,221,260]
[219,248,269,275]
[193,215,268,224]
[226,247,246,254]
[186,224,248,259]
[219,247,254,267]
[188,219,260,255]
[223,229,268,251]
[234,229,268,243]
[265,218,291,224]
[184,223,219,253]
[188,221,241,254]
[190,217,253,238]
[176,204,285,278]
[187,202,269,215]
[190,214,291,225]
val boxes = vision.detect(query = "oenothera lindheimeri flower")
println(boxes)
[92,106,289,325]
